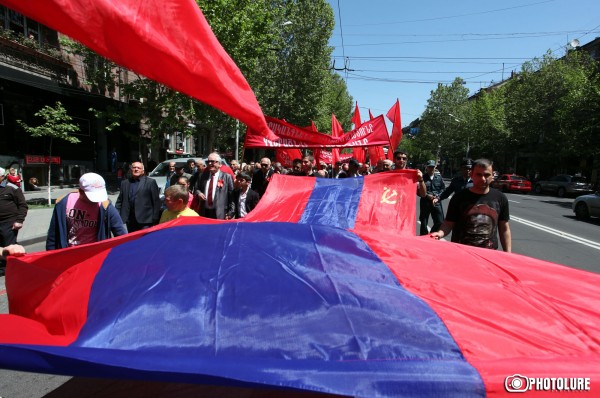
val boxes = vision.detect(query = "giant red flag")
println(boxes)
[386,99,402,160]
[0,0,276,140]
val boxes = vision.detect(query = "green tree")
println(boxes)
[418,78,470,165]
[314,71,354,132]
[466,87,510,163]
[17,101,80,206]
[503,50,600,175]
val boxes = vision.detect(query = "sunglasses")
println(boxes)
[395,156,407,160]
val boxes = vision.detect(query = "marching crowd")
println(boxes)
[0,150,511,273]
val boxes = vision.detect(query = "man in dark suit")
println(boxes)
[251,157,273,198]
[194,152,234,219]
[116,161,161,232]
[232,173,259,219]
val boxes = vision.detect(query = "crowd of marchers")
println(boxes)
[0,151,512,272]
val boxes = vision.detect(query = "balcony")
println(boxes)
[0,34,71,82]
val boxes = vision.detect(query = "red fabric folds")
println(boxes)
[0,0,276,139]
[275,148,303,168]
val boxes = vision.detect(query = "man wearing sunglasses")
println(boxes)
[393,150,427,198]
[251,157,274,199]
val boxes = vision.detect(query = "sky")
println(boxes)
[327,0,600,127]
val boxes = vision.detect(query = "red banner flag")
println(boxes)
[275,148,303,168]
[244,116,390,149]
[366,109,385,166]
[315,150,354,165]
[351,102,361,129]
[331,114,344,166]
[386,99,402,160]
[350,104,366,163]
[1,0,276,140]
[368,146,386,166]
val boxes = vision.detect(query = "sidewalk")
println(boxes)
[20,186,120,246]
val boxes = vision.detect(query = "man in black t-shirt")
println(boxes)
[430,159,511,252]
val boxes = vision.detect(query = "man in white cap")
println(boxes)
[46,173,126,250]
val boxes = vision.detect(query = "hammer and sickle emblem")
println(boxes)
[381,186,398,204]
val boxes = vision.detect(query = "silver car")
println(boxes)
[533,174,593,198]
[572,191,600,220]
[148,157,203,199]
[147,157,230,199]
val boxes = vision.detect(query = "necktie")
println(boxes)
[207,174,214,207]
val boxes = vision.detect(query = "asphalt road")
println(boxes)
[1,189,599,397]
[416,191,600,274]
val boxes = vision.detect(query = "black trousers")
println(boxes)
[126,219,153,233]
[204,208,217,219]
[0,221,18,268]
[419,199,444,235]
[0,221,18,246]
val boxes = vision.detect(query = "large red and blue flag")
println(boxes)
[0,0,598,395]
[1,172,599,397]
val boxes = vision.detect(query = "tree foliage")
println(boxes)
[17,101,80,205]
[414,50,600,177]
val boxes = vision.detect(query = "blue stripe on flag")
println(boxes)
[299,177,363,229]
[38,223,483,397]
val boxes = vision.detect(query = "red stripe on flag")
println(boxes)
[243,174,316,223]
[3,231,147,345]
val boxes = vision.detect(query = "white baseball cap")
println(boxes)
[79,173,108,202]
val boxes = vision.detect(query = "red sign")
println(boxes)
[245,115,391,149]
[25,155,61,165]
[315,150,354,165]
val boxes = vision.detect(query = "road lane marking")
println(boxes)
[511,216,600,251]
[508,199,520,203]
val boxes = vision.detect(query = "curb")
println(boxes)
[19,235,46,247]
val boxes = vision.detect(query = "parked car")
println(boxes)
[148,157,203,199]
[491,174,531,194]
[533,174,594,198]
[572,191,600,220]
